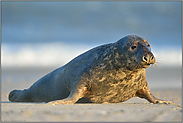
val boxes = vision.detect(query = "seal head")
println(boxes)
[115,35,155,70]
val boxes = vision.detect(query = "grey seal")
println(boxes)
[9,35,172,105]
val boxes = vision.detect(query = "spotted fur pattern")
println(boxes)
[9,35,173,105]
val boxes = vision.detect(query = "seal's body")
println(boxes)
[9,35,172,104]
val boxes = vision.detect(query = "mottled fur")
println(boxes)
[9,35,172,105]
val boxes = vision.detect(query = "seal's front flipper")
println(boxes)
[136,83,174,104]
[48,84,87,105]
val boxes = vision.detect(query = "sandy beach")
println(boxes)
[1,67,182,122]
[1,1,182,122]
[1,88,182,122]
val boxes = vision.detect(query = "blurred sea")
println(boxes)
[1,1,182,68]
[1,2,182,100]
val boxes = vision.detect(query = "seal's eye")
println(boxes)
[131,46,137,50]
[147,44,150,47]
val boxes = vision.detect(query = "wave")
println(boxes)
[1,42,182,68]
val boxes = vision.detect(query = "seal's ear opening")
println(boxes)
[131,45,137,50]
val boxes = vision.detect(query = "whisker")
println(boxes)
[147,35,151,39]
[144,32,148,39]
[151,56,162,69]
[144,33,151,40]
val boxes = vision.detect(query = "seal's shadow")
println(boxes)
[76,97,93,103]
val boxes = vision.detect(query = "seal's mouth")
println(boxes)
[142,64,151,68]
[133,59,152,69]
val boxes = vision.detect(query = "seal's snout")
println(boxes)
[142,53,155,65]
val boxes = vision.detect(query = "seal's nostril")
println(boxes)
[143,56,148,62]
[151,56,154,60]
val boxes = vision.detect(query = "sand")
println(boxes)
[1,88,182,122]
[1,67,182,122]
